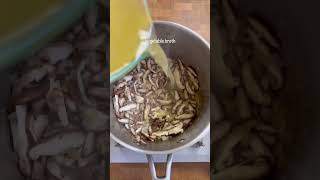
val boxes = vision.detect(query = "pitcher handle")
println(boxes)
[146,154,173,180]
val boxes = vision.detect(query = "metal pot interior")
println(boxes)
[110,21,210,154]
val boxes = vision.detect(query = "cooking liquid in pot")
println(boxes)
[110,0,174,85]
[0,0,64,43]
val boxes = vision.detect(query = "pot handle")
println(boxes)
[146,154,173,180]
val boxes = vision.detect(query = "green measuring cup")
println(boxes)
[110,51,150,83]
[110,0,154,84]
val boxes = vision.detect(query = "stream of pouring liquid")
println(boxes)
[147,33,175,87]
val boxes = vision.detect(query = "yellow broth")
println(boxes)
[110,0,174,84]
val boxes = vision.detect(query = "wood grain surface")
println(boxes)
[110,1,210,180]
[110,163,210,180]
[148,0,210,41]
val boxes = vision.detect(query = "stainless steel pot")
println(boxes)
[110,21,210,180]
[213,0,320,179]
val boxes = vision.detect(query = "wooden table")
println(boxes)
[110,1,210,179]
[148,0,210,41]
[110,162,210,180]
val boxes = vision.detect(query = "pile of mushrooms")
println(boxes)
[112,58,200,144]
[7,2,108,180]
[212,0,287,179]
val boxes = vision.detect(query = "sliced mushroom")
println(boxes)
[175,113,194,120]
[241,62,271,105]
[29,114,49,142]
[88,87,108,99]
[113,95,119,115]
[236,88,251,119]
[118,97,126,106]
[213,161,269,180]
[247,27,272,58]
[92,69,107,83]
[39,42,73,64]
[168,122,184,135]
[187,71,200,90]
[16,105,31,176]
[249,133,274,162]
[186,82,195,95]
[47,159,74,180]
[215,120,256,171]
[118,118,130,124]
[32,99,47,114]
[212,94,224,122]
[248,17,280,48]
[119,104,137,112]
[15,65,54,92]
[259,132,277,145]
[31,160,45,180]
[65,97,77,112]
[13,81,50,105]
[85,5,98,35]
[76,33,106,51]
[177,59,185,74]
[147,59,157,73]
[78,153,99,167]
[124,86,132,101]
[80,106,108,132]
[29,131,85,160]
[135,95,145,103]
[148,75,157,88]
[82,132,96,157]
[46,85,69,127]
[152,131,169,137]
[253,51,283,90]
[123,75,133,82]
[187,66,198,78]
[174,90,180,100]
[221,0,238,40]
[138,88,149,93]
[53,154,76,167]
[213,121,231,143]
[8,113,18,155]
[172,100,183,113]
[176,102,186,115]
[157,99,172,105]
[183,89,189,99]
[144,104,151,122]
[173,67,184,89]
[254,122,277,134]
[77,60,95,106]
[212,38,239,93]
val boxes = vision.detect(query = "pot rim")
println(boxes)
[110,20,210,155]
